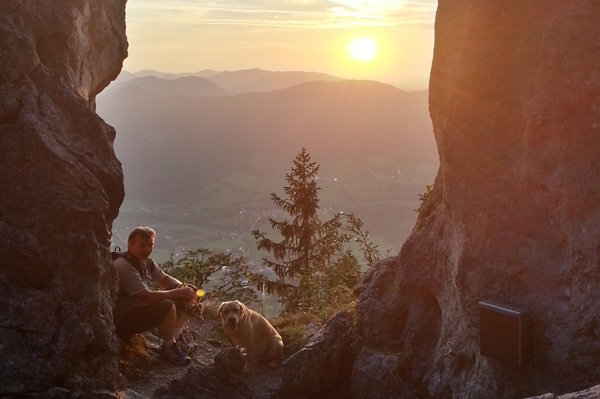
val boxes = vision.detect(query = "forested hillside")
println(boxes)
[97,74,438,254]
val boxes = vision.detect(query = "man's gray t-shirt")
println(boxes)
[113,256,167,322]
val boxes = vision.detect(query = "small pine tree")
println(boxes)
[252,147,340,312]
[162,248,258,305]
[252,147,379,315]
[414,184,435,229]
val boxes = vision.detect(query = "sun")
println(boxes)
[347,37,378,62]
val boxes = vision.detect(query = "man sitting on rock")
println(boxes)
[113,226,197,366]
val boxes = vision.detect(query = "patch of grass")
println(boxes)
[271,312,315,356]
[272,301,358,357]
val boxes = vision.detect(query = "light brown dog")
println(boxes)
[218,300,284,370]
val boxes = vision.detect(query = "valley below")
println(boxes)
[98,69,439,266]
[110,160,437,264]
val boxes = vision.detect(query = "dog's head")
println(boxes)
[218,300,246,330]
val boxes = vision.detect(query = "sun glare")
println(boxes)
[348,37,377,62]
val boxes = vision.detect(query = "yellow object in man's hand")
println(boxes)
[196,289,205,297]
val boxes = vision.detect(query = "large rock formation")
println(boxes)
[355,1,600,398]
[281,311,355,398]
[0,0,127,394]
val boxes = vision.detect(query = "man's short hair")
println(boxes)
[128,226,156,244]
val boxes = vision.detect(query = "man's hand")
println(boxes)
[185,284,198,292]
[175,285,196,302]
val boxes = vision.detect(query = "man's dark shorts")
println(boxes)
[115,299,187,340]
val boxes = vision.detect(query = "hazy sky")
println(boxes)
[123,0,438,90]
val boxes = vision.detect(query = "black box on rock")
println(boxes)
[478,300,532,368]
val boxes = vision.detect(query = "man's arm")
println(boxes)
[132,284,194,304]
[157,274,184,290]
[133,260,196,304]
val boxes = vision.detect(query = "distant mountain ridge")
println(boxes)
[97,73,436,204]
[97,69,437,253]
[110,68,345,94]
[106,75,231,97]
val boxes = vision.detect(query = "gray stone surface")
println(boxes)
[355,1,600,398]
[0,0,127,393]
[281,311,355,397]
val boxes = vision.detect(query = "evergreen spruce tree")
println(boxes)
[252,147,343,313]
[252,148,379,315]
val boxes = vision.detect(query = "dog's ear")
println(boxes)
[218,302,226,317]
[236,300,246,315]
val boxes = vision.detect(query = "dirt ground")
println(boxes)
[117,310,283,398]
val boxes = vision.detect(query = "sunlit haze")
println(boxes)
[123,0,438,90]
[348,37,378,62]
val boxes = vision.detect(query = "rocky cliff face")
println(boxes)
[355,1,600,398]
[0,1,126,394]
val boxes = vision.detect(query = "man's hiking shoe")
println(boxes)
[160,342,191,366]
[177,334,198,355]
